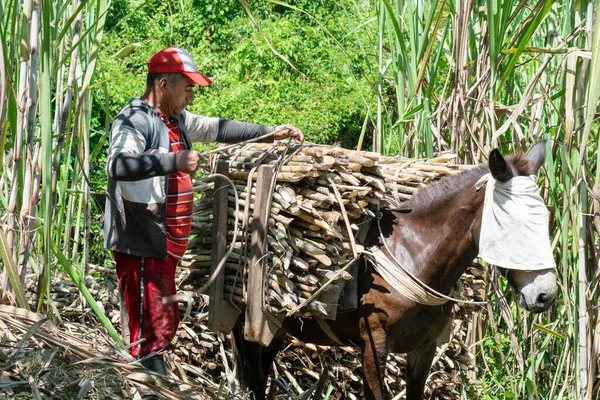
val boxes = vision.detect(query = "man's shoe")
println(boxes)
[140,353,167,376]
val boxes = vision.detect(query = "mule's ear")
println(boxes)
[489,149,513,182]
[525,140,546,174]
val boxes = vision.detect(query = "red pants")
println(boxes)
[114,252,180,358]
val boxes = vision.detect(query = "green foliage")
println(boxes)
[475,336,522,399]
[96,0,370,149]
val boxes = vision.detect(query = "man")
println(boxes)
[103,47,303,375]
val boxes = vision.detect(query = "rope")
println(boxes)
[282,152,358,317]
[374,207,501,306]
[363,247,447,306]
[328,177,359,258]
[233,144,281,305]
[193,134,301,305]
[260,139,294,313]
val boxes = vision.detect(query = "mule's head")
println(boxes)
[498,267,557,312]
[486,140,558,313]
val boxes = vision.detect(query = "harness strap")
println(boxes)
[363,247,448,306]
[374,206,499,306]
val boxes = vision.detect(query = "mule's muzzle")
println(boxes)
[518,290,556,313]
[507,268,557,313]
[519,281,557,313]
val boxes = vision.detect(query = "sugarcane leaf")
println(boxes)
[49,236,123,346]
[0,229,29,309]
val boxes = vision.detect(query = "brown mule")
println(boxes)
[232,141,558,399]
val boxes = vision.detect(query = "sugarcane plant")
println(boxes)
[0,0,120,344]
[261,0,600,397]
[357,0,600,398]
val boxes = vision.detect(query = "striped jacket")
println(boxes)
[104,97,272,258]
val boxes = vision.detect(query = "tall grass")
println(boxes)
[357,0,600,397]
[260,0,599,397]
[0,0,598,397]
[0,0,120,343]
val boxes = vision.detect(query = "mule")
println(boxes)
[232,141,558,399]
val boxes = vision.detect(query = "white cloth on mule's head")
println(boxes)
[476,173,556,270]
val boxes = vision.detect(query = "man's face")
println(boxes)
[161,75,195,117]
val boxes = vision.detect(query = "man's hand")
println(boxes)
[273,124,304,143]
[175,150,203,174]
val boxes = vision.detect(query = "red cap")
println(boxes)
[147,47,212,86]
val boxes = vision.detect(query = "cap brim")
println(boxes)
[183,71,212,87]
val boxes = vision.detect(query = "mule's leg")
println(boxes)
[231,319,286,400]
[360,323,389,400]
[231,321,268,399]
[406,340,436,400]
[261,330,285,399]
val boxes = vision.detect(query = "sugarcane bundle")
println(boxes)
[181,142,467,318]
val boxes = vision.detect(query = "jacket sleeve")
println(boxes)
[183,110,274,143]
[106,124,177,181]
